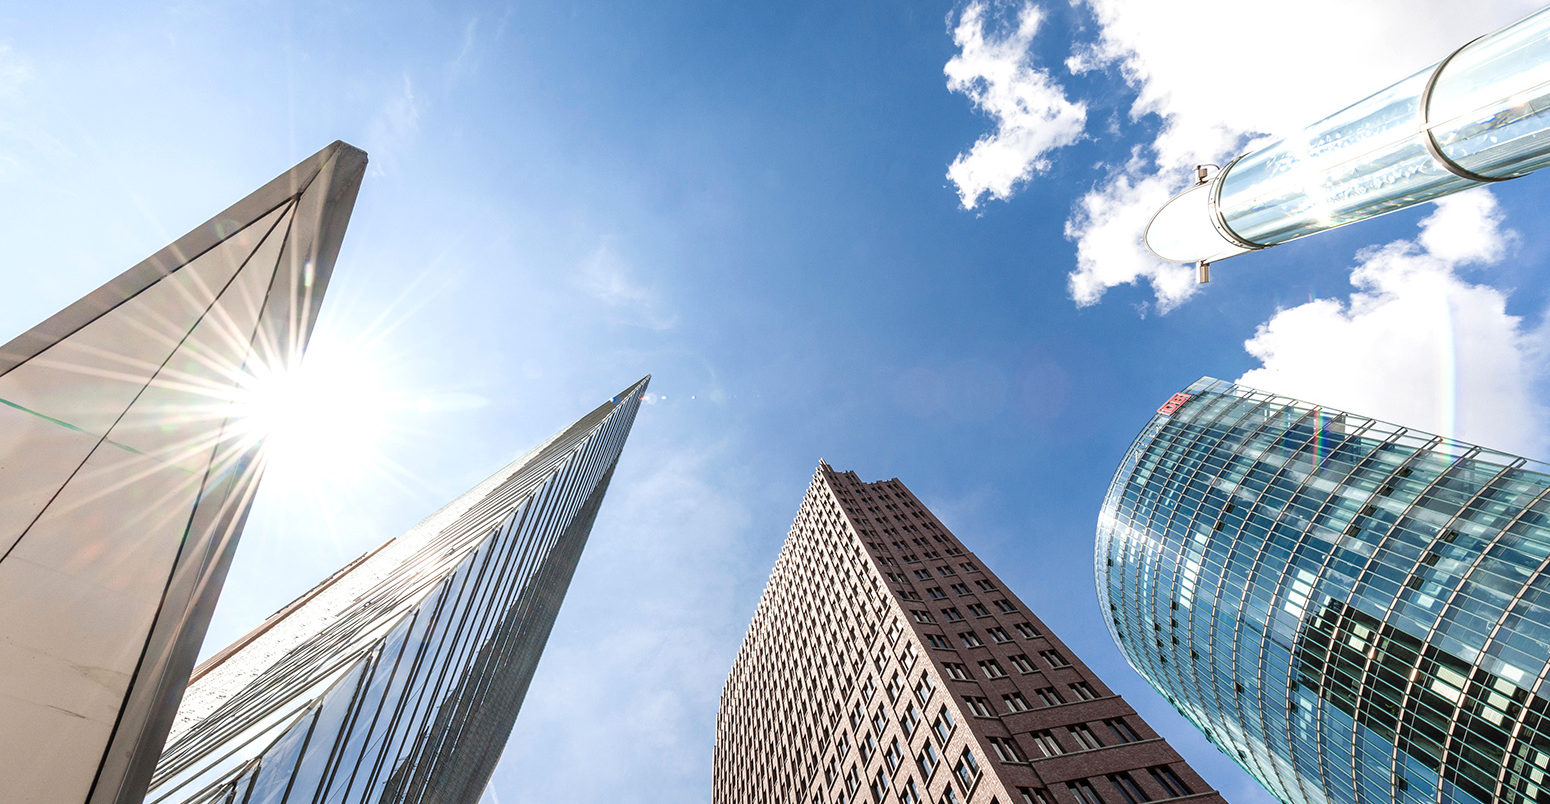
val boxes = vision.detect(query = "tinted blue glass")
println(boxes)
[1099,379,1550,804]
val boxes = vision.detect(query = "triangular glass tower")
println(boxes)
[0,142,367,804]
[146,377,649,804]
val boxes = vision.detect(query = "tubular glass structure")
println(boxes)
[1145,7,1550,265]
[1097,378,1550,804]
[146,377,647,804]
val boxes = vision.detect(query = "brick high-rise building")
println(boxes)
[715,462,1224,804]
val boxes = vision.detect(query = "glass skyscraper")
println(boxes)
[146,376,647,803]
[1096,377,1550,804]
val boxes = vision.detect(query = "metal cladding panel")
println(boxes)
[0,142,366,804]
[1096,377,1550,804]
[146,377,648,804]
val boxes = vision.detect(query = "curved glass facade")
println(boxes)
[1096,378,1550,804]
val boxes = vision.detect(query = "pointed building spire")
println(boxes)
[0,142,366,803]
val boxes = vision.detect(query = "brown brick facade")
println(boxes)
[714,463,1226,804]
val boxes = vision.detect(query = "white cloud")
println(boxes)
[577,242,679,331]
[944,2,1086,210]
[1236,189,1549,459]
[1062,0,1540,309]
[1064,163,1195,310]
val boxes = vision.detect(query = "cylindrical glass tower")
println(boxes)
[1145,7,1550,265]
[1096,378,1550,804]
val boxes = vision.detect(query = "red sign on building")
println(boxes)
[1157,392,1193,416]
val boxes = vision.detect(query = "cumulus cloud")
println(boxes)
[1062,0,1540,309]
[1236,189,1549,459]
[944,2,1086,210]
[1064,163,1196,311]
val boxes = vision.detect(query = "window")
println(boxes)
[932,709,955,743]
[975,579,997,591]
[872,768,891,800]
[1003,692,1031,712]
[873,705,890,734]
[916,675,936,704]
[900,642,919,671]
[903,703,922,735]
[888,619,904,643]
[988,735,1023,762]
[938,565,956,576]
[963,695,993,716]
[887,671,904,699]
[919,741,940,777]
[915,569,933,581]
[827,757,839,786]
[1069,724,1103,750]
[1013,622,1039,639]
[861,730,878,761]
[851,701,866,730]
[951,582,971,595]
[943,606,964,622]
[862,675,877,701]
[1030,730,1063,756]
[993,599,1016,613]
[944,662,970,681]
[959,631,983,648]
[926,633,951,650]
[1034,687,1064,707]
[979,659,1007,678]
[885,737,904,771]
[953,751,980,790]
[941,787,961,804]
[1018,788,1053,804]
[1149,766,1191,797]
[967,602,990,617]
[1040,649,1070,668]
[912,609,934,624]
[1107,718,1141,743]
[1070,681,1099,700]
[1110,772,1152,804]
[838,731,852,757]
[987,626,1011,643]
[900,779,921,804]
[927,586,946,600]
[1068,780,1102,804]
[1009,654,1035,673]
[845,766,861,795]
[960,562,979,573]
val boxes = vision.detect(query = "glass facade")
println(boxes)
[1097,378,1550,804]
[145,377,647,803]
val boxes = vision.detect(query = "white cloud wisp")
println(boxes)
[944,2,1086,210]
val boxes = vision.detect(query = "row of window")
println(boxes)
[1057,766,1192,804]
[920,623,1046,651]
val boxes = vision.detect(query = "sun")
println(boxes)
[233,336,395,493]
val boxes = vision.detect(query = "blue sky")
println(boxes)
[2,1,1549,802]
